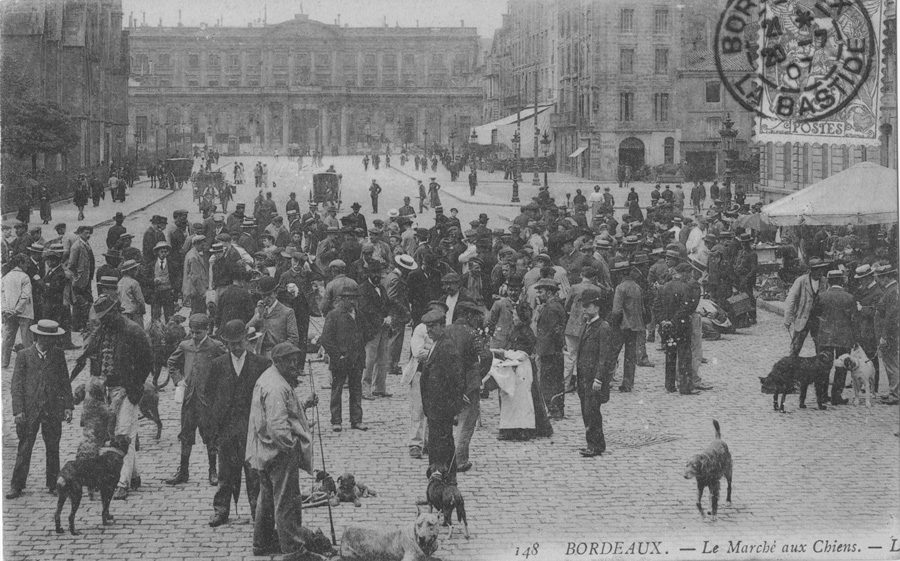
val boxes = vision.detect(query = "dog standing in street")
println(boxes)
[683,420,733,522]
[54,435,131,535]
[425,464,469,539]
[759,352,833,412]
[836,350,877,407]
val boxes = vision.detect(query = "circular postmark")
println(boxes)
[714,0,876,123]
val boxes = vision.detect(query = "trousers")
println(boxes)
[454,393,480,465]
[363,327,393,396]
[426,417,457,483]
[879,345,900,400]
[254,450,310,555]
[408,368,428,451]
[109,387,139,488]
[150,289,175,323]
[576,373,606,452]
[11,410,61,491]
[563,334,580,386]
[213,433,259,519]
[616,330,640,391]
[2,317,32,368]
[330,364,363,426]
[820,346,849,403]
[539,353,565,416]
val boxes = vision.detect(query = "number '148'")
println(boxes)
[516,543,540,558]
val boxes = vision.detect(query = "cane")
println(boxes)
[307,357,337,546]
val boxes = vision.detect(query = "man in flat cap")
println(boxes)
[142,215,168,264]
[575,288,615,457]
[320,284,368,431]
[246,342,325,559]
[165,313,227,486]
[534,278,567,418]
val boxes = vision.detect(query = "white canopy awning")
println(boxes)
[569,146,587,158]
[761,162,898,226]
[470,104,555,158]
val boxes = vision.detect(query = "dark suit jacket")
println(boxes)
[12,346,73,424]
[535,297,566,355]
[577,318,617,404]
[205,351,271,442]
[653,278,697,337]
[217,284,257,327]
[421,324,479,421]
[320,305,365,370]
[853,282,883,349]
[359,278,390,343]
[82,316,153,404]
[816,286,856,348]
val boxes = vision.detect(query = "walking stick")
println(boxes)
[307,357,337,546]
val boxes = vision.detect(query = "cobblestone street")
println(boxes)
[2,158,898,560]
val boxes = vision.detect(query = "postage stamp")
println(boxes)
[715,0,888,146]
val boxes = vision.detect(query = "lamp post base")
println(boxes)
[511,181,520,203]
[531,171,541,186]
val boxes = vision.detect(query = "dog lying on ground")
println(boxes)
[138,380,163,439]
[425,465,469,539]
[340,511,442,561]
[759,352,832,412]
[836,351,877,407]
[683,420,733,522]
[336,473,377,507]
[302,470,340,507]
[54,435,131,535]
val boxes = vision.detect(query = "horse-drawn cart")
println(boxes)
[192,170,225,212]
[310,172,342,211]
[162,158,192,190]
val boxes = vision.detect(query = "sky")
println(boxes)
[121,0,507,39]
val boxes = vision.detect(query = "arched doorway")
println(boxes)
[619,137,645,170]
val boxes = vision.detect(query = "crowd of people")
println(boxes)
[2,154,898,558]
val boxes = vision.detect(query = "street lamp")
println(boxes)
[181,120,187,156]
[718,112,738,184]
[423,128,428,156]
[450,130,456,159]
[511,130,521,203]
[470,130,478,171]
[540,130,551,188]
[531,125,541,186]
[134,130,140,169]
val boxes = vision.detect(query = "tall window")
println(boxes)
[619,92,634,121]
[620,48,635,74]
[841,144,850,169]
[706,81,721,103]
[655,9,670,33]
[654,93,670,121]
[228,53,240,67]
[135,116,148,144]
[706,117,721,138]
[293,53,311,85]
[315,53,332,85]
[620,8,634,31]
[362,53,377,86]
[821,144,830,177]
[766,142,775,179]
[207,54,220,68]
[383,53,397,86]
[188,54,199,68]
[654,49,669,74]
[664,137,675,164]
[342,53,358,86]
[783,142,793,181]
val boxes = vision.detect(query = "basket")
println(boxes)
[726,292,754,316]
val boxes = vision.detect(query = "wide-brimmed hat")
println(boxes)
[581,288,604,306]
[593,237,612,249]
[736,232,752,242]
[610,260,631,272]
[27,244,45,254]
[113,212,125,221]
[826,270,845,280]
[665,249,682,260]
[191,234,206,245]
[242,218,257,228]
[154,241,171,252]
[395,254,418,271]
[456,301,483,316]
[855,264,874,279]
[874,264,897,276]
[441,272,461,284]
[218,319,248,342]
[97,275,120,289]
[339,285,360,298]
[29,319,66,336]
[350,202,362,210]
[120,259,139,273]
[257,276,278,294]
[103,248,123,260]
[92,295,118,319]
[808,257,832,270]
[210,242,225,253]
[271,342,304,361]
[533,278,560,291]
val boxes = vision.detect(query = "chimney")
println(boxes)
[337,14,341,26]
[142,11,145,26]
[178,9,182,27]
[416,19,419,27]
[461,20,464,27]
[158,17,162,27]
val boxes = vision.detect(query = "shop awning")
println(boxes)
[469,103,555,158]
[569,146,587,158]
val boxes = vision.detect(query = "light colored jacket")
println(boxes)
[1,267,34,319]
[181,247,208,298]
[249,300,299,357]
[401,322,432,386]
[68,237,94,289]
[117,275,146,315]
[245,366,314,473]
[784,274,821,332]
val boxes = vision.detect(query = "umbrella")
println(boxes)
[734,212,775,232]
[762,162,898,226]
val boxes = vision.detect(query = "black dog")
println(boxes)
[425,464,469,539]
[683,420,733,521]
[760,352,832,412]
[138,380,163,439]
[54,435,131,535]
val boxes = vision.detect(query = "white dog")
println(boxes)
[835,351,877,407]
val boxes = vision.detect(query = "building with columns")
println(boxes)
[126,13,482,157]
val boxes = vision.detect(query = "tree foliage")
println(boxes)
[1,98,80,160]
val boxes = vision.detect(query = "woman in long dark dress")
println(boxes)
[39,186,52,224]
[493,300,553,441]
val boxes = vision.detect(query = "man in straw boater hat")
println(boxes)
[783,257,833,357]
[6,320,73,499]
[873,264,900,405]
[145,240,178,323]
[117,259,146,327]
[246,342,327,559]
[205,319,270,527]
[75,295,154,500]
[320,284,368,432]
[164,313,227,487]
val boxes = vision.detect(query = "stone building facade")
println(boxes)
[1,0,130,168]
[127,14,482,157]
[551,0,684,181]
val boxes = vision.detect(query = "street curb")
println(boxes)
[2,178,155,222]
[89,189,179,230]
[757,299,785,317]
[387,166,524,209]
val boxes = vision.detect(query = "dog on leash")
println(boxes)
[54,435,131,535]
[336,473,377,507]
[835,350,877,407]
[683,420,733,522]
[340,511,442,561]
[759,352,833,412]
[425,465,469,539]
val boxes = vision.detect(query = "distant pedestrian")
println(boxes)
[369,180,382,214]
[39,186,52,224]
